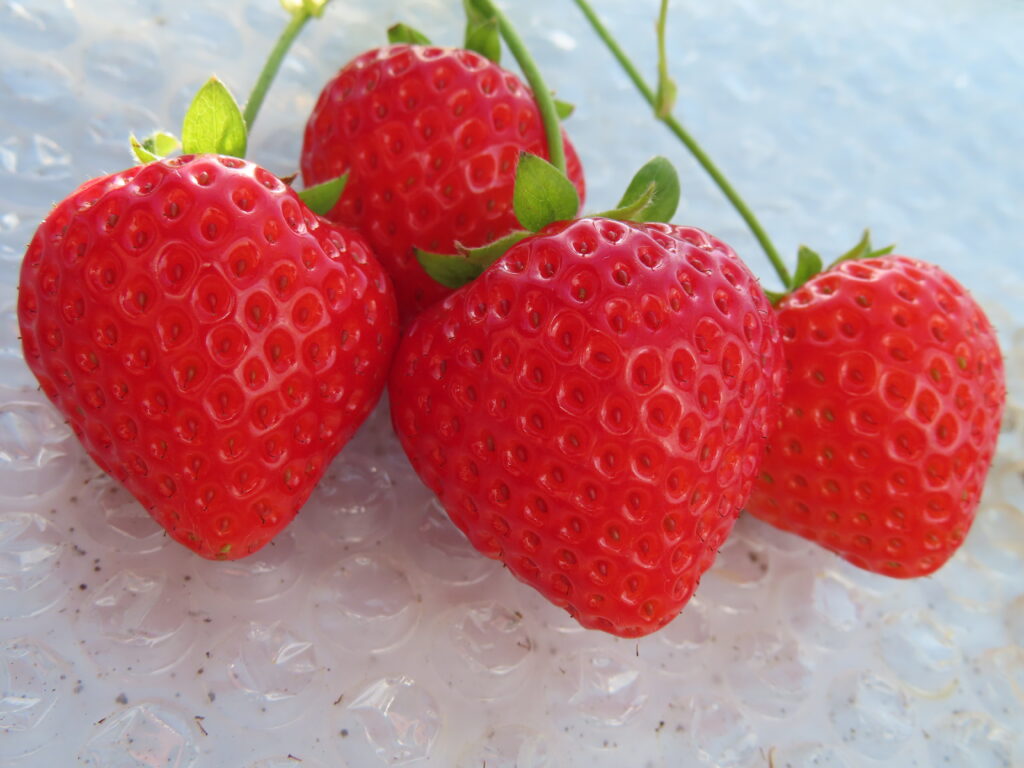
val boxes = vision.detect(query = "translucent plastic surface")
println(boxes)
[1,1,1021,765]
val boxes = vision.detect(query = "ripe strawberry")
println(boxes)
[389,217,784,637]
[18,154,398,559]
[300,44,586,323]
[746,256,1004,577]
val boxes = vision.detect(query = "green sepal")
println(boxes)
[387,23,432,45]
[181,77,248,158]
[463,0,501,63]
[554,98,575,120]
[297,173,348,216]
[130,135,159,164]
[764,288,787,304]
[130,131,181,164]
[595,156,680,224]
[416,229,532,289]
[513,152,580,232]
[790,246,824,291]
[829,229,896,268]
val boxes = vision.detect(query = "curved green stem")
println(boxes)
[243,2,331,131]
[474,0,566,174]
[570,0,791,288]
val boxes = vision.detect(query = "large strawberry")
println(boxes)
[746,254,1004,576]
[18,152,397,559]
[389,215,784,636]
[300,42,586,323]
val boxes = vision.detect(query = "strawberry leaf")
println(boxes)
[297,173,348,216]
[554,98,575,119]
[791,246,823,290]
[463,0,501,63]
[513,152,580,232]
[416,230,531,289]
[387,23,431,45]
[596,156,680,223]
[181,77,248,158]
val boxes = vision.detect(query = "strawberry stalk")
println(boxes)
[472,0,567,175]
[570,0,792,288]
[243,0,333,131]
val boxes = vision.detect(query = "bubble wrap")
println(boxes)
[1,1,1022,766]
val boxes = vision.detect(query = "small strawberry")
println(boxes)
[18,153,398,559]
[746,252,1004,577]
[389,214,784,636]
[300,39,585,323]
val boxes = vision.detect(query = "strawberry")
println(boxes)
[18,154,398,559]
[388,217,784,636]
[746,255,1005,577]
[300,43,586,324]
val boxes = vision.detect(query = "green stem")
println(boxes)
[243,2,328,132]
[571,0,791,288]
[474,0,566,174]
[654,0,674,117]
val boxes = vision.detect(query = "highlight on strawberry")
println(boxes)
[572,0,1007,578]
[300,0,586,325]
[385,0,784,637]
[17,0,399,560]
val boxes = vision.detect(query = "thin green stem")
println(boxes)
[474,0,566,174]
[654,0,674,117]
[243,4,324,132]
[570,0,791,288]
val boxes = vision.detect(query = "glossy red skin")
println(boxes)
[18,155,399,560]
[301,44,586,325]
[389,218,784,637]
[747,256,1005,577]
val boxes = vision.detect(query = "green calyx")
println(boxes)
[417,154,682,290]
[513,153,580,232]
[181,77,248,158]
[765,230,896,303]
[388,23,432,45]
[417,1,683,292]
[129,131,181,164]
[296,174,349,216]
[463,0,501,63]
[124,1,344,214]
[594,155,680,223]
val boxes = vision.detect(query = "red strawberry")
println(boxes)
[746,255,1005,577]
[300,44,586,324]
[18,154,398,559]
[388,217,784,636]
